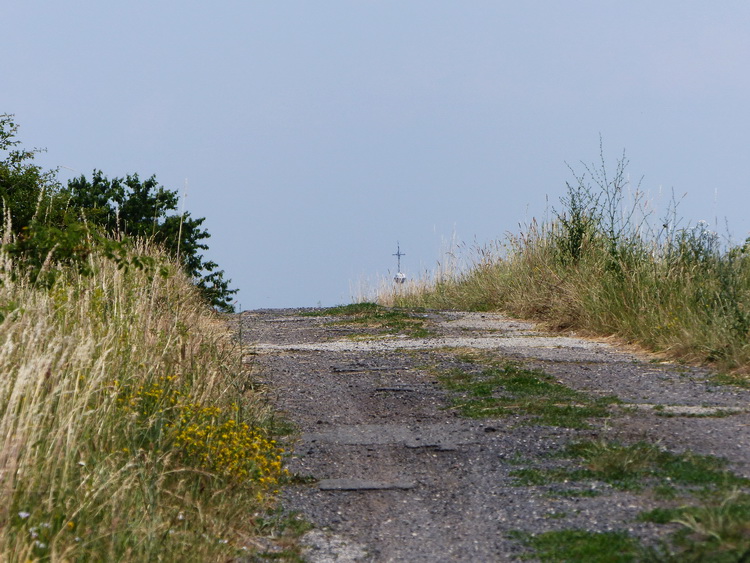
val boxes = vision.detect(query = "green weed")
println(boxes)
[437,362,618,428]
[511,440,748,492]
[713,373,750,389]
[545,487,603,498]
[640,490,750,561]
[509,529,641,562]
[510,441,750,560]
[567,441,748,491]
[305,302,433,337]
[302,302,384,316]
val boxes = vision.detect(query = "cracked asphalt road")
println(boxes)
[239,309,750,562]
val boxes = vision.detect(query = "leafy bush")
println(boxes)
[0,115,63,230]
[65,170,237,311]
[0,114,237,311]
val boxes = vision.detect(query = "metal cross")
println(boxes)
[393,242,405,272]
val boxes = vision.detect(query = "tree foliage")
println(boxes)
[0,114,61,229]
[0,114,237,311]
[65,171,237,311]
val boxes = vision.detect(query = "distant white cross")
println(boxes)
[393,242,406,284]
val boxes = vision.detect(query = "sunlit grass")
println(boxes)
[0,241,292,560]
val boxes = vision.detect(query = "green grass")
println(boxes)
[302,302,384,316]
[713,373,750,389]
[545,487,603,498]
[639,491,750,562]
[510,447,750,561]
[510,441,750,559]
[509,529,641,562]
[304,302,433,337]
[436,361,618,428]
[569,441,748,490]
[508,440,750,560]
[511,440,748,492]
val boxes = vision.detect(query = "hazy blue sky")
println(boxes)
[3,2,749,308]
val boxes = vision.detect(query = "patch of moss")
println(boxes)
[303,303,433,337]
[438,362,618,428]
[508,529,640,562]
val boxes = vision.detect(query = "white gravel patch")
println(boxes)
[439,311,539,333]
[252,335,612,353]
[301,530,369,562]
[628,404,746,416]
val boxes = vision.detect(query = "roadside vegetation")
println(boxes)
[0,113,236,312]
[434,347,750,560]
[380,147,750,374]
[432,355,618,428]
[0,116,298,559]
[304,302,433,338]
[511,447,750,562]
[0,245,298,560]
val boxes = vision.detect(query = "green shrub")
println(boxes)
[0,114,237,311]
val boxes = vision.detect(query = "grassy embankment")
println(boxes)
[0,241,295,560]
[379,154,750,374]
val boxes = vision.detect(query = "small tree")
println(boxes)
[0,115,237,312]
[65,171,238,312]
[0,114,61,230]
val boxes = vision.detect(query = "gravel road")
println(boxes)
[239,309,750,562]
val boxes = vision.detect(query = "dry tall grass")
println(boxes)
[0,240,287,560]
[378,194,750,373]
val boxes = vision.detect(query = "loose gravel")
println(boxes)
[239,309,750,562]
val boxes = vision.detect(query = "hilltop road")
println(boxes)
[239,308,750,562]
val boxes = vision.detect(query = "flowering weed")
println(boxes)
[0,242,293,561]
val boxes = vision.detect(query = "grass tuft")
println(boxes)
[640,490,750,561]
[511,440,748,493]
[509,529,641,562]
[436,360,618,428]
[305,302,433,337]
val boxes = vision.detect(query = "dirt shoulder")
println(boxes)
[240,308,750,562]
